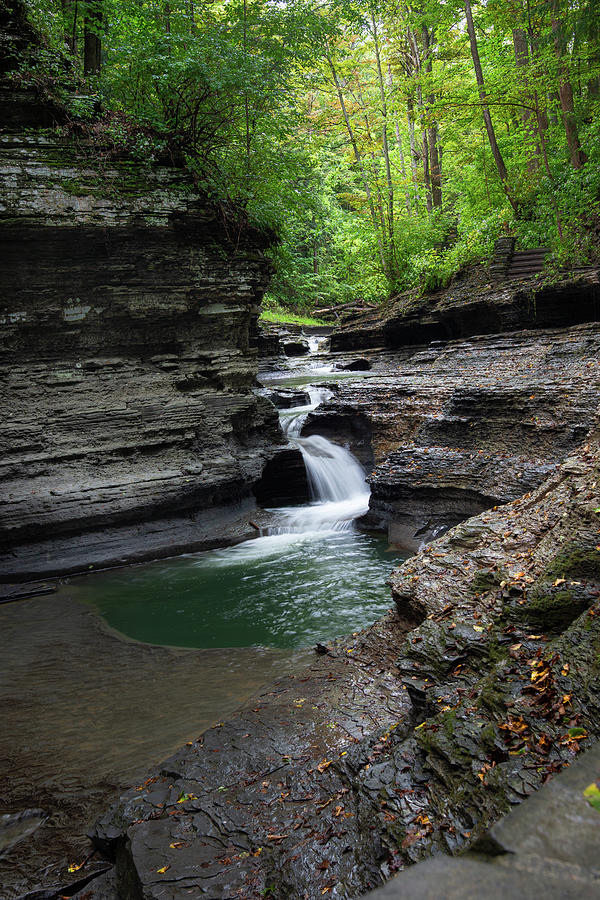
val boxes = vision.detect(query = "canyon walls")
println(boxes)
[306,281,600,551]
[0,10,288,579]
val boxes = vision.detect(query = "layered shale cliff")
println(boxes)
[0,3,295,580]
[304,277,600,551]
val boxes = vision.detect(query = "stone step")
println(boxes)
[510,257,549,264]
[367,855,600,899]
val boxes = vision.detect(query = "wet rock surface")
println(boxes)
[307,324,600,550]
[85,423,600,899]
[368,741,600,898]
[266,388,312,409]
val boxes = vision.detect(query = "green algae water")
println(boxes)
[73,529,403,649]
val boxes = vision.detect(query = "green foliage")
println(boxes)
[260,306,327,328]
[21,0,600,309]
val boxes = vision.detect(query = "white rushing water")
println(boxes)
[306,334,330,354]
[199,387,369,564]
[272,388,370,534]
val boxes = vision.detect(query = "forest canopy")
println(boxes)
[17,0,600,309]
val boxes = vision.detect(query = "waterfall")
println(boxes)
[272,389,370,533]
[306,334,330,354]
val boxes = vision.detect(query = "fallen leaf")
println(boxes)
[156,865,170,874]
[583,782,600,813]
[67,861,86,873]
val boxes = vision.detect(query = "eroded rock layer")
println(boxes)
[0,128,285,578]
[304,324,600,549]
[330,269,600,351]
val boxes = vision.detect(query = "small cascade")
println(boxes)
[77,374,402,652]
[306,334,330,354]
[271,388,370,533]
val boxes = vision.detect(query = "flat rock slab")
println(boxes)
[489,742,600,871]
[366,853,600,899]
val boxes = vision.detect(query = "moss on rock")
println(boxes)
[544,544,600,581]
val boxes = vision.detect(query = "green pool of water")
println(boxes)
[74,529,404,650]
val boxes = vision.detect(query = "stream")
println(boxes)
[0,355,405,894]
[71,385,403,650]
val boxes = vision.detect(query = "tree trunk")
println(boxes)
[512,26,539,172]
[422,25,442,209]
[588,18,600,99]
[422,127,432,213]
[370,10,396,269]
[550,0,587,168]
[525,0,549,131]
[407,28,433,212]
[464,0,517,211]
[61,0,76,52]
[326,55,388,275]
[83,0,102,75]
[406,94,420,202]
[395,120,412,213]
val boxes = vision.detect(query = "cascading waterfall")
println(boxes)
[271,388,370,533]
[306,334,330,354]
[75,379,403,651]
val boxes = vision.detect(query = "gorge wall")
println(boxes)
[0,3,292,581]
[305,280,600,551]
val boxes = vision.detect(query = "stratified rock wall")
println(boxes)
[330,269,600,351]
[307,324,600,550]
[0,101,282,578]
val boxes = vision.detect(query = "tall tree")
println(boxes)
[549,0,588,168]
[464,0,517,211]
[512,25,539,172]
[422,24,442,208]
[325,52,388,274]
[369,6,397,268]
[83,0,102,74]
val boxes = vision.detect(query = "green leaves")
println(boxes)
[24,0,600,311]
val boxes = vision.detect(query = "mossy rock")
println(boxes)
[470,569,505,594]
[510,588,592,631]
[543,544,600,582]
[477,677,507,716]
